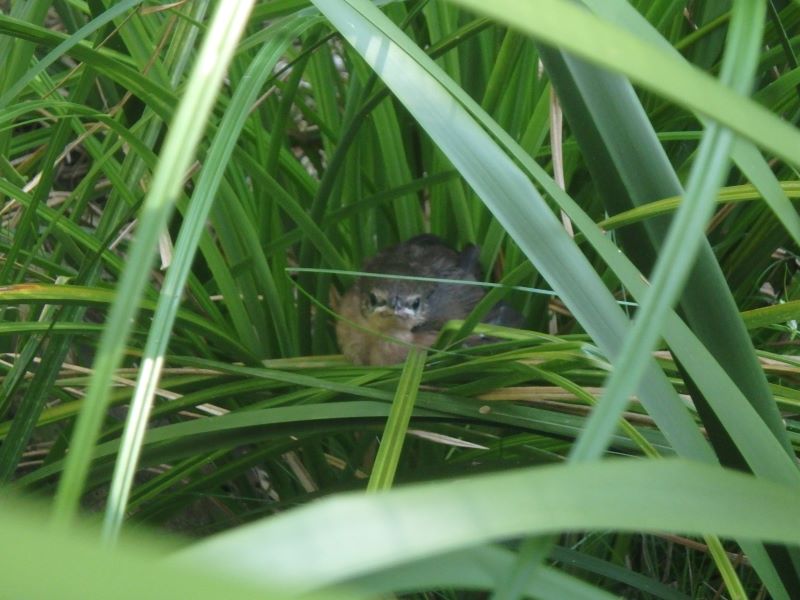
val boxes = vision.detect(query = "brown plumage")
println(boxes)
[335,235,521,365]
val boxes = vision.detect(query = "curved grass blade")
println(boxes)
[17,402,441,488]
[175,459,800,594]
[0,13,173,118]
[448,0,800,169]
[593,182,800,235]
[0,284,251,358]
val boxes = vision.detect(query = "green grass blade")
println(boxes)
[449,0,800,169]
[51,1,257,528]
[349,545,620,600]
[311,0,710,462]
[0,0,144,110]
[100,15,314,544]
[570,0,764,460]
[367,347,426,492]
[0,499,345,600]
[176,459,800,594]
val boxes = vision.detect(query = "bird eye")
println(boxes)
[410,297,421,311]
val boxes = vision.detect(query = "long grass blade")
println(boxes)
[51,1,257,528]
[100,14,314,544]
[448,0,800,168]
[570,0,764,460]
[311,0,710,462]
[366,347,426,492]
[176,459,800,594]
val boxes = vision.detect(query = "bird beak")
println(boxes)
[386,297,407,319]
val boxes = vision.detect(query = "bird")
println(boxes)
[335,234,522,365]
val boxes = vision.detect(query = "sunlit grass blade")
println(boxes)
[51,1,257,528]
[100,14,314,544]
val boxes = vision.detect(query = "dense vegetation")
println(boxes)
[1,1,800,598]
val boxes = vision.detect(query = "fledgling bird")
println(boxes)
[335,234,522,365]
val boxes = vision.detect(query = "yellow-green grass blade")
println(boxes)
[742,302,800,330]
[0,498,345,600]
[593,183,800,235]
[0,284,251,358]
[705,534,749,600]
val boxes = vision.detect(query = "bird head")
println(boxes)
[359,278,434,331]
